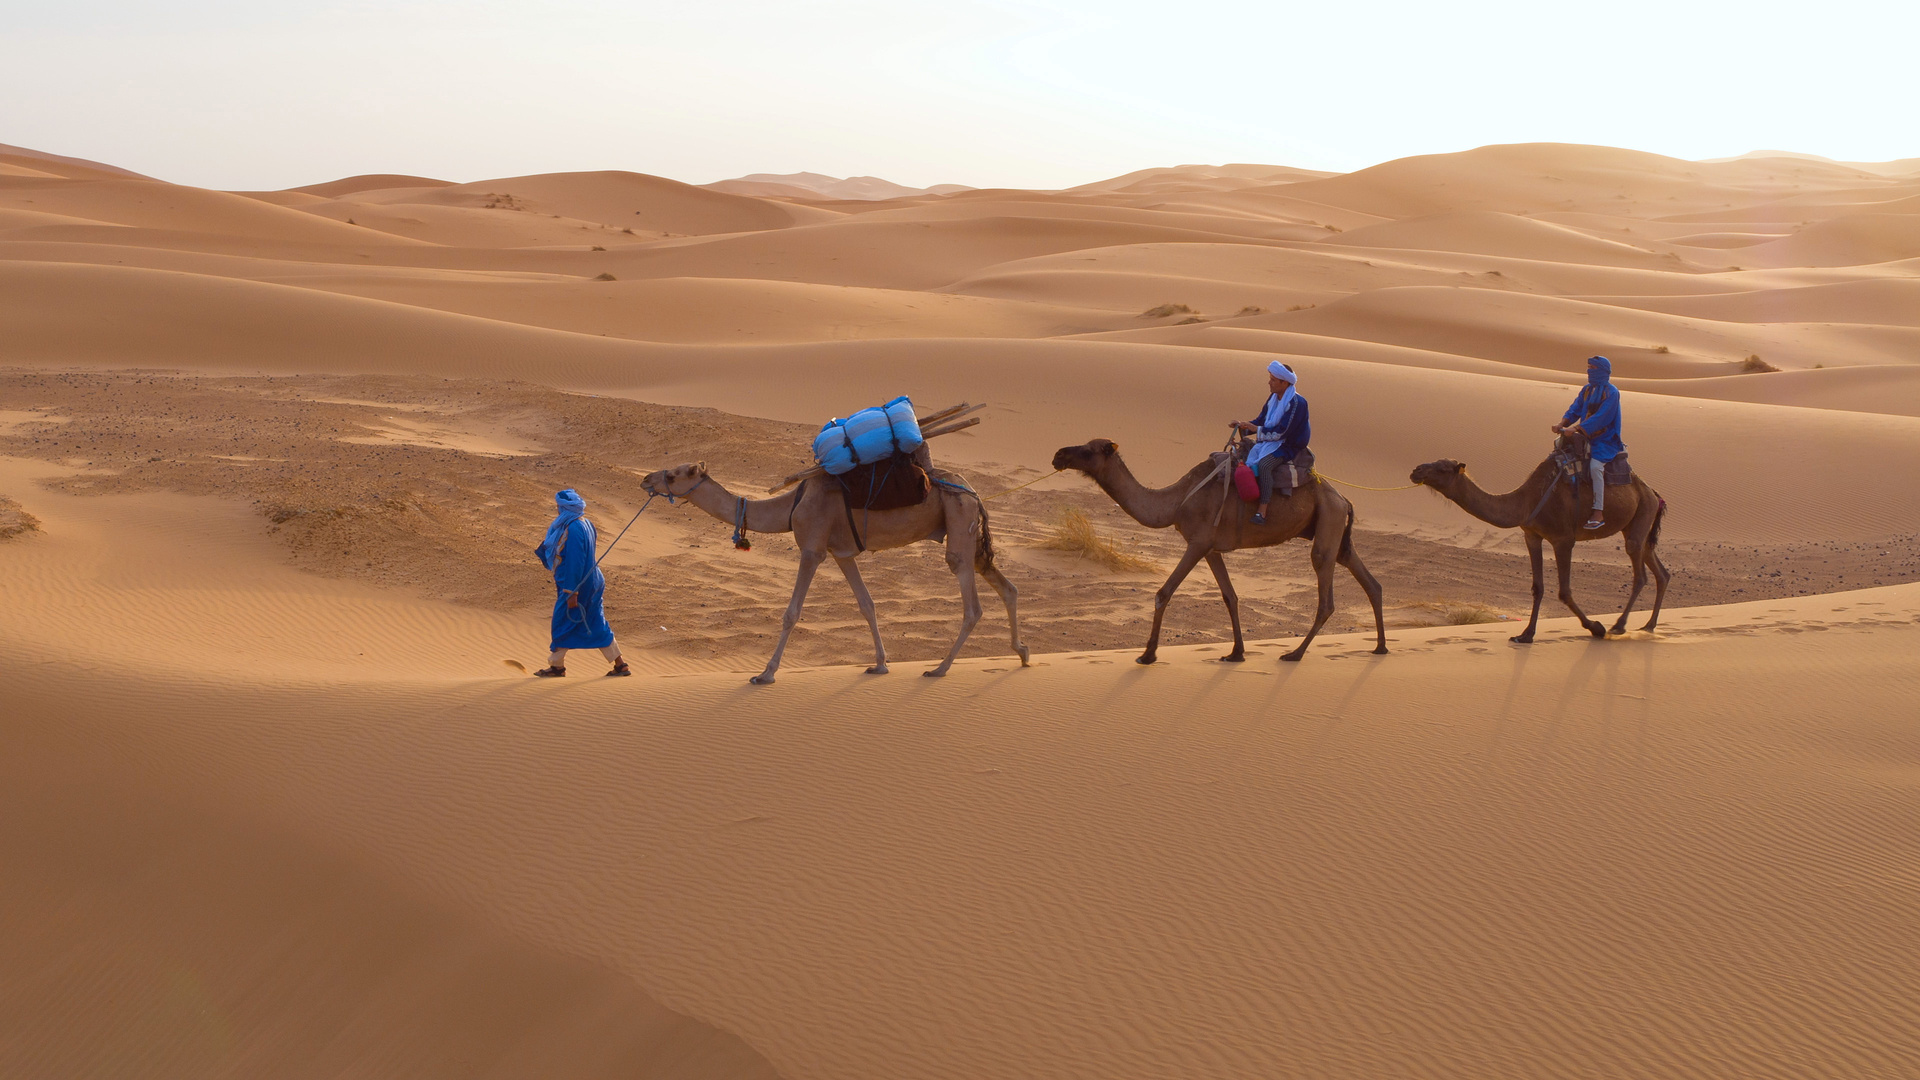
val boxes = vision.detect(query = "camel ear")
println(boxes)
[696,461,708,475]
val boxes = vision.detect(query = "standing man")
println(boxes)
[532,489,629,677]
[1233,360,1310,525]
[1553,355,1625,530]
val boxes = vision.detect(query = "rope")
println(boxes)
[980,468,1062,501]
[1310,469,1420,492]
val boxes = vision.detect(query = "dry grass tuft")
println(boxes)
[1235,306,1266,317]
[1652,345,1670,354]
[0,495,40,541]
[1285,303,1317,312]
[592,272,618,282]
[1139,303,1196,319]
[1404,599,1502,625]
[590,245,606,251]
[1740,354,1780,373]
[1174,315,1205,325]
[1035,507,1159,572]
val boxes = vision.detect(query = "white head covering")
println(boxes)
[1267,359,1296,384]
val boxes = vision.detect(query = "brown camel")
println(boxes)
[640,462,1027,684]
[1409,434,1670,643]
[1050,439,1387,663]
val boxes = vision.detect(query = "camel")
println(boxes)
[1050,438,1387,663]
[639,461,1028,684]
[1409,433,1670,644]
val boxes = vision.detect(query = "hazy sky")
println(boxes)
[6,0,1916,190]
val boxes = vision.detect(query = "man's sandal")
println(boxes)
[533,666,566,677]
[1583,516,1606,530]
[605,661,631,677]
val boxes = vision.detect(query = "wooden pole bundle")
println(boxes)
[769,403,984,492]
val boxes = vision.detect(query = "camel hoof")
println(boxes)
[1280,651,1305,663]
[1221,652,1246,663]
[1015,646,1031,666]
[1135,654,1157,666]
[1373,645,1389,655]
[749,675,776,686]
[865,665,889,675]
[1510,634,1534,645]
[922,668,949,678]
[1587,622,1607,639]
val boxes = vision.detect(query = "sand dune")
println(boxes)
[5,137,1920,1077]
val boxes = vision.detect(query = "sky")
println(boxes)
[5,0,1917,190]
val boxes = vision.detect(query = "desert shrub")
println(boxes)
[0,495,40,541]
[1405,599,1501,625]
[1285,303,1317,312]
[591,245,606,251]
[1740,354,1780,373]
[1139,303,1196,318]
[1175,316,1205,325]
[1652,345,1670,354]
[1035,507,1158,572]
[593,272,618,282]
[1235,306,1266,317]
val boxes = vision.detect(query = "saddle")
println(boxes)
[1549,439,1634,486]
[1217,446,1315,500]
[833,452,932,513]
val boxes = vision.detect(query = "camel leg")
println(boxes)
[1553,538,1607,638]
[1203,551,1246,662]
[1513,532,1546,644]
[978,562,1030,667]
[1336,517,1388,655]
[926,532,983,678]
[752,549,824,685]
[835,554,888,675]
[1140,543,1209,665]
[1642,547,1672,632]
[1281,528,1341,662]
[1611,514,1653,636]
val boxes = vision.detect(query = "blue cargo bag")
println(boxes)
[812,396,925,475]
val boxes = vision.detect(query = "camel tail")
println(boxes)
[975,502,998,571]
[1648,495,1667,548]
[1337,503,1357,562]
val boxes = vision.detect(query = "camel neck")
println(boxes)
[1444,461,1556,530]
[1093,455,1189,530]
[683,477,798,534]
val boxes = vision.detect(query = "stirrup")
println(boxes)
[534,666,566,677]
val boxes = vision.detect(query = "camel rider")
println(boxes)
[1233,360,1310,526]
[532,488,630,677]
[1552,355,1625,531]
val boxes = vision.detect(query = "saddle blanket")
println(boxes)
[833,452,932,512]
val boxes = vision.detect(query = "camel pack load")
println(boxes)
[812,396,925,475]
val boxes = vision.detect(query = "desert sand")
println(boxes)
[3,140,1918,1077]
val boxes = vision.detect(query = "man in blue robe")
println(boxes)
[532,489,628,677]
[1233,360,1310,525]
[1552,355,1626,530]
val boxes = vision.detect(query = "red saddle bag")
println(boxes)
[1233,463,1260,502]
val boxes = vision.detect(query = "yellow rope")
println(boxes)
[1311,469,1421,493]
[981,468,1063,501]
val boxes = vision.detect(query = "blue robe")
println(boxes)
[535,517,614,650]
[1563,359,1625,462]
[1246,391,1310,468]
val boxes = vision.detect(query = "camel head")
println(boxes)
[641,461,709,499]
[1409,458,1468,491]
[1051,438,1121,476]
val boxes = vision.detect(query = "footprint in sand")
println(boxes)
[502,659,527,673]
